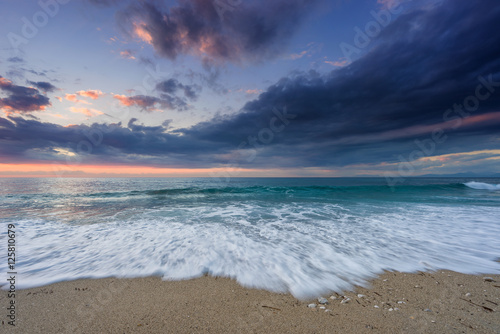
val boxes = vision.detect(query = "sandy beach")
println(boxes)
[2,270,498,333]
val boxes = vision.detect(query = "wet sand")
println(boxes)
[1,270,499,333]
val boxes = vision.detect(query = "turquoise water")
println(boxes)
[1,177,499,298]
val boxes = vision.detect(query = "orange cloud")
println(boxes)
[113,94,158,109]
[55,96,63,102]
[120,50,136,60]
[1,103,49,115]
[46,113,67,119]
[1,104,49,115]
[133,22,153,44]
[65,94,89,104]
[418,149,500,163]
[0,77,13,87]
[113,94,135,107]
[69,107,104,117]
[77,90,104,100]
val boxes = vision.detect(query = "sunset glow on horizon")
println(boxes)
[0,163,343,178]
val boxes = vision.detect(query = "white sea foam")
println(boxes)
[1,202,499,299]
[464,181,500,190]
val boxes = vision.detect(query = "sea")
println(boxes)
[1,177,499,299]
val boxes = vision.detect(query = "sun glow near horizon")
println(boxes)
[0,163,341,178]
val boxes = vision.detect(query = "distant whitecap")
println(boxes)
[464,181,500,190]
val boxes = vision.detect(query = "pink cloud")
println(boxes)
[69,107,104,117]
[113,94,136,107]
[245,89,262,95]
[325,59,349,67]
[77,90,104,100]
[65,94,89,104]
[133,22,153,44]
[120,50,136,60]
[289,51,308,60]
[0,77,13,88]
[113,94,159,109]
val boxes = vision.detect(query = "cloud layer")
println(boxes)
[1,0,500,173]
[118,0,317,63]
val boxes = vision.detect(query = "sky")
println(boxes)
[0,0,499,178]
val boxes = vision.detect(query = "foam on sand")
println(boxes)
[3,202,500,299]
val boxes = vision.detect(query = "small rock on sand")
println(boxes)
[483,277,495,282]
[318,297,329,304]
[341,297,351,304]
[357,294,366,298]
[308,304,317,308]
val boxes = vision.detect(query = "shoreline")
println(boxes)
[2,270,499,333]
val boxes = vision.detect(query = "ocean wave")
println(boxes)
[464,181,500,190]
[81,183,468,199]
[2,203,499,299]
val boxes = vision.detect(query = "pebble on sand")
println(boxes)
[341,297,351,304]
[318,297,329,305]
[357,294,366,298]
[483,277,495,282]
[308,304,317,308]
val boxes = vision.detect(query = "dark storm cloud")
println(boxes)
[156,79,201,100]
[28,81,57,93]
[181,0,500,164]
[86,0,119,6]
[0,76,51,113]
[0,116,224,166]
[127,118,164,132]
[7,57,23,63]
[2,0,500,168]
[115,79,199,112]
[117,0,317,63]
